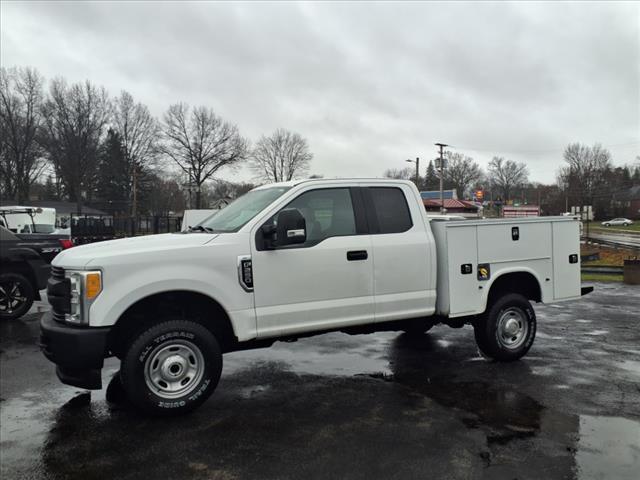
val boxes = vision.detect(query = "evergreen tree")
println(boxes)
[424,160,439,191]
[96,129,130,214]
[43,175,58,200]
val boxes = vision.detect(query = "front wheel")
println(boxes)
[474,293,536,362]
[120,320,222,416]
[0,272,35,320]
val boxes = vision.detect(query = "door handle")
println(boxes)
[347,250,368,261]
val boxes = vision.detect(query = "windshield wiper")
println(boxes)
[187,225,214,233]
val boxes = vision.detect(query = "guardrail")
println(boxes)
[580,265,624,274]
[582,236,640,252]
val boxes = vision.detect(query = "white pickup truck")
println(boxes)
[40,179,591,415]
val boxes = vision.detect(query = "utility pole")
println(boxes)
[405,157,420,188]
[132,164,137,218]
[435,143,448,214]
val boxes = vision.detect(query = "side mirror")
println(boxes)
[276,208,306,246]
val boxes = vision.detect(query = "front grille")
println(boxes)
[47,267,70,322]
[51,266,65,281]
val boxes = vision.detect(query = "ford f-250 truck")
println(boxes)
[40,179,591,415]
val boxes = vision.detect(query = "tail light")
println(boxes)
[59,238,74,249]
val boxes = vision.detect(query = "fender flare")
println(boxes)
[479,267,545,313]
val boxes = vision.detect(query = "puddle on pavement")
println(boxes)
[617,360,640,378]
[576,415,640,479]
[585,330,609,336]
[224,331,396,377]
[3,327,640,479]
[0,366,117,476]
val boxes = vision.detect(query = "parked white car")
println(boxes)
[601,218,633,227]
[40,179,591,416]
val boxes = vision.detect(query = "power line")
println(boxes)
[448,141,640,156]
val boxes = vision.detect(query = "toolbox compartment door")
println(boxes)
[552,221,581,300]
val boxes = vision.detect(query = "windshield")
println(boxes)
[32,224,55,233]
[197,187,291,233]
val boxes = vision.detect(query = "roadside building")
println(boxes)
[422,198,482,218]
[503,205,541,218]
[420,189,458,201]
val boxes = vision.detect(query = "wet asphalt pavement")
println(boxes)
[1,283,639,480]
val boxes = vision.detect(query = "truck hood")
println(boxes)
[52,233,218,269]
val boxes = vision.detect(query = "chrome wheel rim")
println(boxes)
[0,281,27,314]
[144,340,205,399]
[496,307,529,350]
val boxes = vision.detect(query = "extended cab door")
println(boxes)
[363,184,437,321]
[251,187,374,338]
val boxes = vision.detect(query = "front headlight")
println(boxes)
[65,270,102,325]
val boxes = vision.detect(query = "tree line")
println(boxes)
[385,146,640,218]
[384,153,530,202]
[0,66,314,213]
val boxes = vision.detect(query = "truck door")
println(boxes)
[363,185,436,321]
[251,187,374,338]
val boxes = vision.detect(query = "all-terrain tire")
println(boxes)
[120,320,222,416]
[474,293,536,362]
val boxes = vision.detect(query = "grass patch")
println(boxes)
[581,244,637,266]
[581,273,623,282]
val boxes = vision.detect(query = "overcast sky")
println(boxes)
[1,1,638,185]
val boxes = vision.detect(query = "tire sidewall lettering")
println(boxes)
[122,320,222,415]
[138,331,197,363]
[139,330,211,408]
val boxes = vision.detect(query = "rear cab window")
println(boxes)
[367,187,413,234]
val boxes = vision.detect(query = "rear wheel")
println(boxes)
[0,272,35,320]
[120,320,222,416]
[474,293,536,362]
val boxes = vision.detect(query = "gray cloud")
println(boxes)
[1,0,638,184]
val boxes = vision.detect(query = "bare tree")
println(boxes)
[384,167,414,180]
[487,157,529,201]
[40,78,110,212]
[250,128,313,183]
[0,67,47,202]
[558,143,612,210]
[443,152,483,199]
[161,103,248,208]
[113,90,159,215]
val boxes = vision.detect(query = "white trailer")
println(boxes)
[0,206,57,234]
